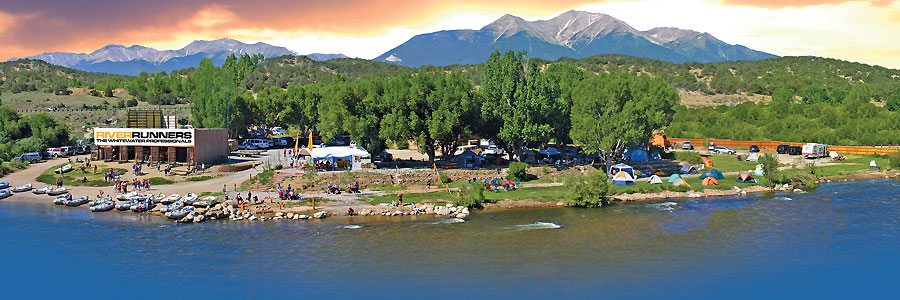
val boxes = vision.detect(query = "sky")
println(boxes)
[1,0,899,68]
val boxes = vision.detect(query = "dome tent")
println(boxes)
[699,169,724,180]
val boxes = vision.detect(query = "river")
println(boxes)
[2,179,898,299]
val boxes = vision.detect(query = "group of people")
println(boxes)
[325,182,360,194]
[478,178,518,192]
[103,169,122,183]
[277,184,306,200]
[112,178,152,193]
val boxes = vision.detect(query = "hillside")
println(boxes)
[0,59,130,93]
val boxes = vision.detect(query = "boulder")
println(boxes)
[298,214,310,219]
[287,213,295,219]
[460,207,469,214]
[249,215,257,221]
[425,207,434,214]
[455,213,468,219]
[193,215,205,223]
[360,209,371,216]
[292,214,300,220]
[213,204,223,211]
[313,211,328,219]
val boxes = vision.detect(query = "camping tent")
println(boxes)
[647,175,663,184]
[453,150,485,168]
[629,149,649,162]
[753,164,765,176]
[672,178,688,186]
[306,146,373,170]
[702,177,719,186]
[612,171,636,186]
[701,156,714,167]
[829,151,840,159]
[680,165,697,174]
[870,160,879,168]
[745,153,759,162]
[668,173,683,183]
[608,163,635,178]
[737,173,757,183]
[699,169,724,180]
[538,148,562,157]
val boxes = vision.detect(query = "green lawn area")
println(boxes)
[36,163,126,187]
[705,154,760,173]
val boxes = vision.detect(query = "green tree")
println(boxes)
[564,168,610,207]
[569,72,679,166]
[886,88,900,111]
[480,51,565,161]
[759,153,780,187]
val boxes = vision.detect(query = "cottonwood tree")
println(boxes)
[569,72,679,168]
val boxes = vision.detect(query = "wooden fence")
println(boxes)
[669,138,899,156]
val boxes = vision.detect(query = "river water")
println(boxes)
[2,179,899,299]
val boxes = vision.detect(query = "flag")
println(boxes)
[308,131,314,149]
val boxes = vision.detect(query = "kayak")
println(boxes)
[0,189,11,200]
[12,184,33,192]
[64,196,90,207]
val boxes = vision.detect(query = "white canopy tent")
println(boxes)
[301,146,373,170]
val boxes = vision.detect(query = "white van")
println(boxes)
[801,143,828,159]
[246,138,272,149]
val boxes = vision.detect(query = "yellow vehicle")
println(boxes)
[228,139,240,151]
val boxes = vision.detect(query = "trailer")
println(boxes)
[802,143,828,159]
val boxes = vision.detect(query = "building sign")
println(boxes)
[94,128,194,147]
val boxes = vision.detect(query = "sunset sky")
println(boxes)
[2,0,899,67]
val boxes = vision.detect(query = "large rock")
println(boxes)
[193,215,205,223]
[287,213,295,219]
[360,209,371,216]
[455,212,468,219]
[313,211,328,219]
[213,204,223,211]
[249,215,257,221]
[276,212,285,218]
[425,207,434,214]
[298,214,310,219]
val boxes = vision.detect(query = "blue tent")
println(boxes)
[629,149,649,162]
[668,173,683,183]
[608,163,635,179]
[680,165,697,174]
[699,169,725,180]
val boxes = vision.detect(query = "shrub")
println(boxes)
[506,162,535,181]
[564,168,610,207]
[759,153,780,187]
[889,152,900,169]
[456,183,485,208]
[438,172,452,184]
[675,151,703,165]
[789,174,818,191]
[806,162,817,177]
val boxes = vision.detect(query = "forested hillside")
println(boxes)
[0,59,129,94]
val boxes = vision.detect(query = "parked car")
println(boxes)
[270,127,285,135]
[749,145,760,153]
[46,148,66,157]
[61,146,78,156]
[788,146,802,155]
[776,144,791,154]
[14,152,43,163]
[279,137,294,147]
[712,146,736,155]
[483,145,505,155]
[682,141,694,150]
[238,142,258,150]
[374,151,393,162]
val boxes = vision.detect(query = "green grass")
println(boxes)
[705,154,760,173]
[186,175,214,182]
[36,163,127,187]
[147,177,176,185]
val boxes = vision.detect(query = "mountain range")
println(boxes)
[10,38,346,75]
[12,10,776,74]
[374,10,776,66]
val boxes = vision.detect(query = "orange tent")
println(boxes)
[701,177,719,186]
[701,156,714,167]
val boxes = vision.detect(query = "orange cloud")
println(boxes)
[0,0,599,61]
[722,0,894,8]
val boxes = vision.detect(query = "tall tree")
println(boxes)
[569,72,679,167]
[480,51,565,161]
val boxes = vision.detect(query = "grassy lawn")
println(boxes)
[147,177,176,185]
[36,163,126,187]
[705,154,760,173]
